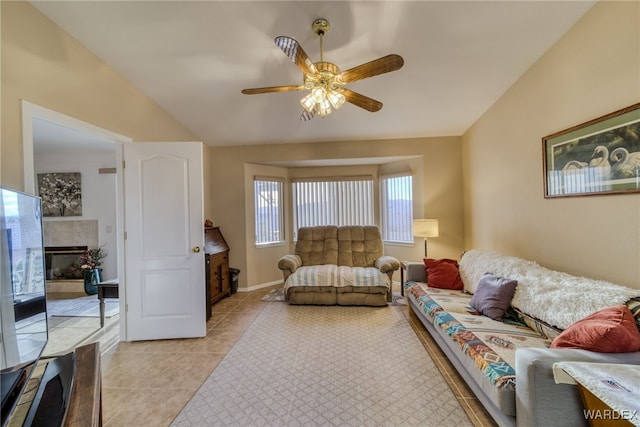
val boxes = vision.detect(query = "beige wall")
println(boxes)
[9,1,628,293]
[2,2,464,292]
[242,163,290,288]
[462,1,640,289]
[1,2,197,190]
[211,136,464,290]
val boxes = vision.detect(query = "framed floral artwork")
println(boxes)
[37,172,82,216]
[543,103,640,198]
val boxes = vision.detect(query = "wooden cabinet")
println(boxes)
[208,252,230,303]
[204,227,230,307]
[65,343,102,427]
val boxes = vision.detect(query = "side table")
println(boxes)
[97,279,119,328]
[554,361,640,426]
[400,261,408,295]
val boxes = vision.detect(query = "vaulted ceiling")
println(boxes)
[30,1,594,147]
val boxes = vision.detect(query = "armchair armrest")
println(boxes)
[375,256,400,303]
[375,256,400,273]
[278,254,302,281]
[515,347,640,427]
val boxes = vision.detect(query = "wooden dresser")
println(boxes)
[204,227,230,312]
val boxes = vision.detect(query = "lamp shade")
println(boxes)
[413,219,439,238]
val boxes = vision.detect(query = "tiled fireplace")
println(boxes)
[44,246,88,280]
[43,220,98,293]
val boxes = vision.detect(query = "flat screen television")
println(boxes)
[1,187,49,425]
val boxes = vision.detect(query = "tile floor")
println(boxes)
[45,285,496,427]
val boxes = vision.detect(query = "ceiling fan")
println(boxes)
[241,18,404,121]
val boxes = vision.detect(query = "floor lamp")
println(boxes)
[413,219,439,258]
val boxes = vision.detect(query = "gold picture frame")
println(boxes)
[543,103,640,198]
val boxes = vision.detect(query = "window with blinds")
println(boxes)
[380,173,413,243]
[254,176,284,244]
[292,176,374,239]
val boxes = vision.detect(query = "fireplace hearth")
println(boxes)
[44,246,88,281]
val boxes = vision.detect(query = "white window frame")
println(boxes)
[380,172,413,244]
[253,176,285,245]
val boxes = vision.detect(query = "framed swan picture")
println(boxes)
[543,103,640,198]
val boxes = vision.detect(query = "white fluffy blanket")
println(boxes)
[459,250,640,330]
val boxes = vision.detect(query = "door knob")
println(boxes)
[192,246,201,253]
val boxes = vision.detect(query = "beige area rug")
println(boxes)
[262,288,407,305]
[171,303,471,426]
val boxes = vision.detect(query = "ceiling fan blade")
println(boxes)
[338,54,404,84]
[275,36,318,76]
[300,110,315,121]
[339,88,383,112]
[241,85,304,95]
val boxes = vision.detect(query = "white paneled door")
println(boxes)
[123,142,205,341]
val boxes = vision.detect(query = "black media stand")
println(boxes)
[5,343,102,427]
[23,352,75,427]
[1,368,30,426]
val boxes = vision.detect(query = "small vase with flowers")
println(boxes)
[80,245,107,295]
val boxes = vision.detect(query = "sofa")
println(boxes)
[277,225,400,306]
[403,249,640,427]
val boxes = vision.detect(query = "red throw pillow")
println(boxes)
[551,305,640,353]
[423,258,463,290]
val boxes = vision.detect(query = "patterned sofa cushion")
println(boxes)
[627,297,640,330]
[405,282,550,391]
[510,307,563,340]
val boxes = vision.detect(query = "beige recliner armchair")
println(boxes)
[278,225,400,306]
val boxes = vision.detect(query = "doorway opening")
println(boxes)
[21,101,131,352]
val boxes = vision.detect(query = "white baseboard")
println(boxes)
[237,279,283,293]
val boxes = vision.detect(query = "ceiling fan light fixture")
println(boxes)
[316,98,332,117]
[327,89,345,109]
[311,86,326,102]
[300,92,316,112]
